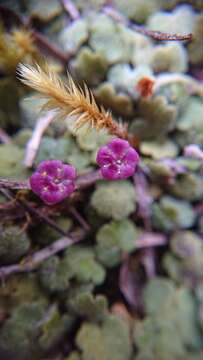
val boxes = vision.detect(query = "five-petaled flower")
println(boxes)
[96,138,139,180]
[30,160,76,205]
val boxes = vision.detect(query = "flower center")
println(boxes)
[116,159,122,166]
[54,178,61,184]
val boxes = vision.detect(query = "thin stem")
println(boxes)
[0,189,68,237]
[61,0,80,20]
[0,229,85,280]
[131,24,192,41]
[32,30,72,64]
[76,169,102,188]
[0,128,11,144]
[103,5,192,41]
[0,6,72,65]
[24,111,54,168]
[0,170,102,192]
[0,179,30,190]
[69,206,90,231]
[136,232,167,249]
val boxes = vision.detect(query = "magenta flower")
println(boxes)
[30,160,76,205]
[96,138,139,180]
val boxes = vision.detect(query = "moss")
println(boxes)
[94,82,134,117]
[170,231,203,259]
[64,246,106,285]
[130,96,177,140]
[58,19,88,53]
[28,0,62,22]
[189,13,203,65]
[115,0,162,23]
[0,274,48,311]
[0,225,30,264]
[91,181,136,220]
[33,216,72,245]
[0,77,22,129]
[143,277,176,316]
[39,255,72,293]
[76,315,132,360]
[38,304,74,351]
[147,4,196,35]
[150,42,188,73]
[168,173,203,201]
[152,196,196,232]
[0,302,46,359]
[108,63,153,97]
[176,97,203,147]
[0,143,28,179]
[39,246,106,292]
[135,282,202,359]
[72,47,108,86]
[67,292,108,322]
[95,219,138,267]
[36,136,74,164]
[89,14,132,64]
[140,139,178,159]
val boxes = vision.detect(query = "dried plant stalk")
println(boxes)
[0,27,39,72]
[24,111,54,168]
[17,63,127,138]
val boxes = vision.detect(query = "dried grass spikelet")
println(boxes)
[0,27,39,73]
[17,63,128,138]
[12,29,36,57]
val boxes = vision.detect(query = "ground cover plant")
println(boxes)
[1,1,203,359]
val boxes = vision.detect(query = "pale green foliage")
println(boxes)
[134,279,202,359]
[67,292,108,321]
[39,246,105,292]
[170,231,203,259]
[76,315,132,360]
[0,144,27,179]
[168,172,203,201]
[147,4,196,34]
[64,246,106,285]
[150,42,188,73]
[152,196,196,231]
[140,139,178,159]
[130,96,177,140]
[72,47,108,86]
[0,225,30,264]
[176,97,203,146]
[95,82,134,116]
[91,181,136,220]
[189,13,203,65]
[58,19,88,53]
[95,219,137,267]
[115,0,162,22]
[0,302,46,359]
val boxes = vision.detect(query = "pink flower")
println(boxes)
[30,160,76,205]
[96,138,139,180]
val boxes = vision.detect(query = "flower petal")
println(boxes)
[101,163,121,180]
[38,160,63,176]
[119,163,136,178]
[29,173,48,195]
[96,146,115,166]
[123,147,139,165]
[108,138,130,158]
[63,164,77,180]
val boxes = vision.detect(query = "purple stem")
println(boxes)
[0,169,102,192]
[61,0,80,20]
[103,5,192,41]
[0,229,85,280]
[0,179,30,190]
